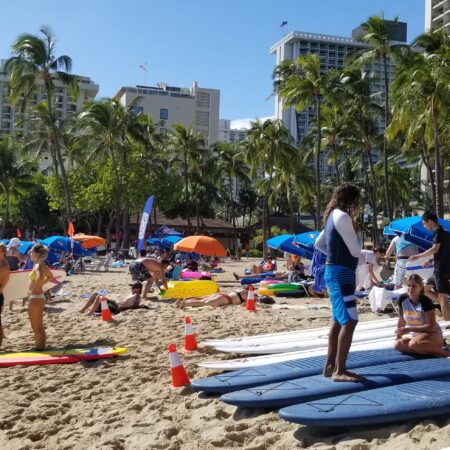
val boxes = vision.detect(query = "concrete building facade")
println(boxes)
[270,24,403,180]
[115,81,220,147]
[0,59,99,172]
[425,0,450,32]
[218,119,247,143]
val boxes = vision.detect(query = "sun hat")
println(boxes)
[7,237,21,248]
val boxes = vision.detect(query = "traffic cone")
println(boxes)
[100,296,113,321]
[169,344,190,387]
[184,316,198,351]
[246,285,256,312]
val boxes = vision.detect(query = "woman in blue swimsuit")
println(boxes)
[315,183,363,382]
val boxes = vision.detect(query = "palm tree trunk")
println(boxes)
[45,82,72,222]
[432,103,444,216]
[333,143,340,184]
[229,179,238,258]
[421,134,436,210]
[184,152,191,233]
[367,148,379,245]
[314,95,322,229]
[110,147,122,254]
[382,56,392,222]
[2,191,10,238]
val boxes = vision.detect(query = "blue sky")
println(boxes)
[1,0,424,121]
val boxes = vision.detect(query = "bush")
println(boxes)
[248,249,263,258]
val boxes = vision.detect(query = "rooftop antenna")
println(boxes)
[139,62,148,85]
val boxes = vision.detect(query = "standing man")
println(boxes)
[409,212,450,321]
[385,235,419,289]
[0,243,10,348]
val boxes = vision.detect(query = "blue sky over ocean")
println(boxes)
[0,0,424,121]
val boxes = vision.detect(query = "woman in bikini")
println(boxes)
[28,244,53,350]
[175,287,250,309]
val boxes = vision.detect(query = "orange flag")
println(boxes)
[16,228,22,238]
[67,222,75,236]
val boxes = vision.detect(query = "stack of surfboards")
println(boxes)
[193,319,450,427]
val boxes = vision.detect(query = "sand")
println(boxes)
[0,258,449,450]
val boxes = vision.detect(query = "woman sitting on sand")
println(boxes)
[175,287,251,309]
[395,274,450,357]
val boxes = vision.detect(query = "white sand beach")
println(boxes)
[0,258,449,450]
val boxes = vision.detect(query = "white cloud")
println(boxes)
[230,115,274,130]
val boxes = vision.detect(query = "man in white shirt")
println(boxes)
[356,247,386,291]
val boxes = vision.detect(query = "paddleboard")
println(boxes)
[3,269,67,303]
[213,327,400,355]
[278,374,450,427]
[221,357,450,408]
[0,347,127,367]
[197,329,450,370]
[199,318,398,348]
[191,348,416,394]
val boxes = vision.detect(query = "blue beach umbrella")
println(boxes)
[41,236,93,256]
[266,234,295,250]
[388,216,450,250]
[292,231,320,260]
[162,235,182,247]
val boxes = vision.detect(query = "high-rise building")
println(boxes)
[425,0,450,32]
[218,119,247,143]
[0,59,99,172]
[270,22,405,180]
[115,81,220,147]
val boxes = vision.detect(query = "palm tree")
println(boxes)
[4,27,79,221]
[244,119,296,255]
[0,137,36,236]
[274,54,333,228]
[353,14,407,221]
[167,124,206,234]
[211,141,250,256]
[77,99,134,250]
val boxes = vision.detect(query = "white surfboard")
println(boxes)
[199,318,398,349]
[3,269,67,302]
[198,329,450,370]
[213,326,400,355]
[405,257,434,280]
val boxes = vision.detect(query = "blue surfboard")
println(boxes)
[220,357,450,408]
[279,374,450,427]
[191,348,416,394]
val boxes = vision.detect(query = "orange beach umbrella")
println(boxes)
[173,235,227,257]
[73,233,107,249]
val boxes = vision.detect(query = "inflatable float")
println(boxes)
[181,271,211,280]
[3,269,67,303]
[161,280,218,299]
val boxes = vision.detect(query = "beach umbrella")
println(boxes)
[162,235,182,247]
[383,225,396,238]
[388,216,450,250]
[289,231,320,260]
[153,225,183,238]
[173,235,227,257]
[73,233,106,249]
[266,234,295,250]
[41,236,93,256]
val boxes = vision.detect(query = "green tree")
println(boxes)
[4,27,79,221]
[0,137,36,236]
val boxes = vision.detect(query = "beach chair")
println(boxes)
[94,252,113,272]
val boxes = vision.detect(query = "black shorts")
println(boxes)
[435,273,450,294]
[96,299,120,315]
[0,293,3,327]
[129,262,151,282]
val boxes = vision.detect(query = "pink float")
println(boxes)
[181,271,211,279]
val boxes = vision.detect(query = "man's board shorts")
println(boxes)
[324,264,357,325]
[96,298,120,315]
[431,272,450,294]
[0,293,3,327]
[393,257,409,287]
[129,261,151,282]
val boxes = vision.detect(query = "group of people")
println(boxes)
[315,183,450,382]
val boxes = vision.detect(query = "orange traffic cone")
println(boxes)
[246,285,256,312]
[100,296,113,321]
[184,316,198,351]
[169,344,190,387]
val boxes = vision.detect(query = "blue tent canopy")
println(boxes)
[387,216,450,250]
[0,239,37,255]
[152,225,183,238]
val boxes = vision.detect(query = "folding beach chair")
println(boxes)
[95,252,113,272]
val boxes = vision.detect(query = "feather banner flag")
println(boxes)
[137,195,155,252]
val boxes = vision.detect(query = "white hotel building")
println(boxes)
[115,81,220,147]
[425,0,450,32]
[270,24,404,180]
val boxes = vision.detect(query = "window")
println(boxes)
[160,108,168,120]
[132,106,143,116]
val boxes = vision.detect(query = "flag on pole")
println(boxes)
[137,195,154,252]
[279,21,288,28]
[16,228,22,238]
[67,222,75,252]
